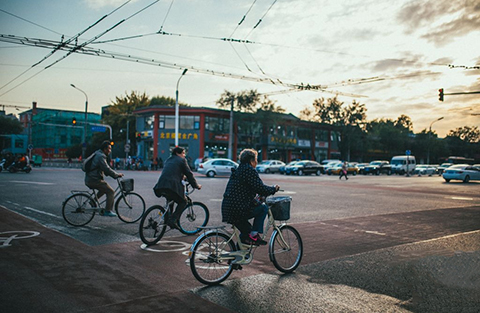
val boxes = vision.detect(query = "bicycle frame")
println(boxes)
[70,178,130,211]
[191,206,291,266]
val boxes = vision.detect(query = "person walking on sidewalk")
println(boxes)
[153,146,202,229]
[339,161,349,180]
[85,141,124,217]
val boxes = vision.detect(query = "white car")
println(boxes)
[442,164,480,183]
[197,158,238,177]
[413,165,437,176]
[256,160,285,174]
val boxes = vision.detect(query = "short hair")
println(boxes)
[239,149,258,164]
[172,146,185,156]
[100,140,111,150]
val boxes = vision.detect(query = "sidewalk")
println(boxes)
[2,204,480,313]
[0,206,233,313]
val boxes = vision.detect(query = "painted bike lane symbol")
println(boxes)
[0,231,40,248]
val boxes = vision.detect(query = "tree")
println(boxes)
[447,126,480,143]
[102,91,151,155]
[216,89,285,150]
[0,115,23,135]
[150,95,188,107]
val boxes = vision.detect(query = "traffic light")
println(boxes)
[438,88,444,101]
[72,118,77,125]
[110,141,114,146]
[136,132,142,141]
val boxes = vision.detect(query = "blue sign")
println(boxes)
[91,126,106,132]
[406,150,411,155]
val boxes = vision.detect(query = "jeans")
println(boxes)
[234,203,269,236]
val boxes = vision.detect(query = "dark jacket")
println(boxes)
[222,162,277,224]
[85,149,120,184]
[153,154,199,199]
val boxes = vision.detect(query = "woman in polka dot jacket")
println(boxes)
[221,149,280,246]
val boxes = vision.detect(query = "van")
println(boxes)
[390,155,416,174]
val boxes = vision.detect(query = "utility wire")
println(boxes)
[158,0,175,32]
[229,0,257,38]
[0,8,62,35]
[244,0,277,40]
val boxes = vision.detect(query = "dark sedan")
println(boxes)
[284,160,322,176]
[363,160,392,175]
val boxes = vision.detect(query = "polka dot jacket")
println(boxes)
[221,162,277,224]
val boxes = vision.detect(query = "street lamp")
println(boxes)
[427,117,444,164]
[70,84,88,159]
[175,69,188,147]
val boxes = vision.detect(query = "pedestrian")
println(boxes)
[84,141,124,217]
[153,147,201,229]
[339,161,349,180]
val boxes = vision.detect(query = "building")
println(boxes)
[133,106,340,165]
[18,102,101,159]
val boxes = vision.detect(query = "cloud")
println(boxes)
[84,0,138,10]
[397,0,480,46]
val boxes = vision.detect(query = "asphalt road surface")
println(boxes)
[1,168,479,312]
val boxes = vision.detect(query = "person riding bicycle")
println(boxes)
[222,148,280,246]
[153,146,202,229]
[85,141,124,217]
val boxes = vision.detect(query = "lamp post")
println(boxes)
[427,117,444,164]
[175,69,188,147]
[70,84,88,159]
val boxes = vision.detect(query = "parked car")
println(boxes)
[280,161,297,174]
[437,163,453,175]
[413,164,437,176]
[326,162,359,175]
[442,164,480,183]
[355,163,367,174]
[284,160,322,176]
[256,160,285,174]
[390,155,416,175]
[197,158,238,177]
[323,161,342,174]
[363,160,392,175]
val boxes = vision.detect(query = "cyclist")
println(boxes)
[85,141,124,217]
[153,146,202,229]
[222,148,280,246]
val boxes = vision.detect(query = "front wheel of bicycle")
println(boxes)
[139,205,167,245]
[115,192,145,223]
[190,232,236,285]
[269,225,303,273]
[62,193,96,226]
[178,201,209,235]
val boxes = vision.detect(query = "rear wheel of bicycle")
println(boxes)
[62,193,96,226]
[139,205,167,245]
[269,225,303,273]
[190,232,236,285]
[178,201,209,235]
[115,192,145,223]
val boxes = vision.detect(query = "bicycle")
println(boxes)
[139,183,209,246]
[62,178,145,226]
[189,195,303,285]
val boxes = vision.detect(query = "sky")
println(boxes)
[0,0,479,137]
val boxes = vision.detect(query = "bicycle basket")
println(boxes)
[121,179,134,192]
[266,196,291,220]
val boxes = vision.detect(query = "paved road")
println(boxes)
[1,168,479,312]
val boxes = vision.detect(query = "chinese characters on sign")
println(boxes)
[159,132,199,140]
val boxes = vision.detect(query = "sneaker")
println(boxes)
[249,234,267,246]
[166,218,180,230]
[102,211,117,217]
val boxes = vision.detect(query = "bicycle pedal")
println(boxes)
[232,264,243,270]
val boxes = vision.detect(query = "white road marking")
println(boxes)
[11,181,55,185]
[24,206,60,218]
[450,197,474,201]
